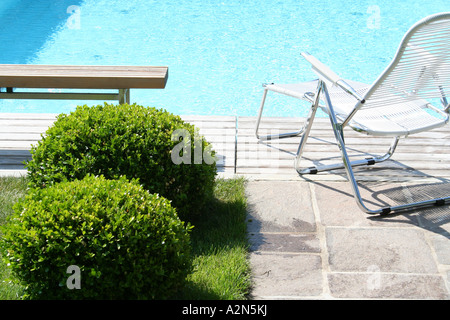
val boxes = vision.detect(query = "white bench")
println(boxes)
[0,65,168,104]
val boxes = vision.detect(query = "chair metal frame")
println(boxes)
[255,12,450,215]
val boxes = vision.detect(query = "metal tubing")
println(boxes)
[301,81,450,215]
[297,136,400,174]
[294,81,322,171]
[255,86,306,141]
[295,80,400,176]
[318,81,374,213]
[438,85,448,111]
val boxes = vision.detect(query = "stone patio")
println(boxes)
[246,180,450,299]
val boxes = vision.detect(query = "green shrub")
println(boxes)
[0,175,192,299]
[25,103,217,221]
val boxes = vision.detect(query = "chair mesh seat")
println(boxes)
[350,99,447,136]
[267,81,447,136]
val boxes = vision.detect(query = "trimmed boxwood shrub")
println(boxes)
[25,103,217,221]
[0,175,192,300]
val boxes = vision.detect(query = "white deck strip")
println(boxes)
[237,116,450,182]
[0,113,237,178]
[1,114,450,183]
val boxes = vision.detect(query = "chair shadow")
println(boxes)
[368,182,450,238]
[258,134,450,238]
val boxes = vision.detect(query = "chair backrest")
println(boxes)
[360,12,450,110]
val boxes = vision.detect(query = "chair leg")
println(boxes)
[294,82,322,171]
[296,136,400,174]
[294,80,400,175]
[330,109,450,215]
[255,86,308,141]
[300,81,450,215]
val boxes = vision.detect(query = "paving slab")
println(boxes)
[246,181,316,233]
[248,233,320,253]
[245,180,450,300]
[249,253,323,299]
[430,233,450,265]
[326,227,438,273]
[311,181,423,227]
[328,273,449,299]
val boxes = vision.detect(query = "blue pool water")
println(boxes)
[0,0,448,116]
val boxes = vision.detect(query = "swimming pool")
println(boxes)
[0,0,448,116]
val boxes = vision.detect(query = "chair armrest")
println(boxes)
[301,52,365,103]
[301,52,340,85]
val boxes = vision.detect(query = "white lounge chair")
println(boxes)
[255,12,450,215]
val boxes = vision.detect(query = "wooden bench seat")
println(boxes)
[0,65,168,104]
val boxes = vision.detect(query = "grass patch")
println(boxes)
[177,177,251,299]
[0,176,28,299]
[0,176,251,300]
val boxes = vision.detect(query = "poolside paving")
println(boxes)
[240,117,450,300]
[246,180,450,300]
[1,113,449,299]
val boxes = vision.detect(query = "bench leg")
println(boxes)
[119,89,130,104]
